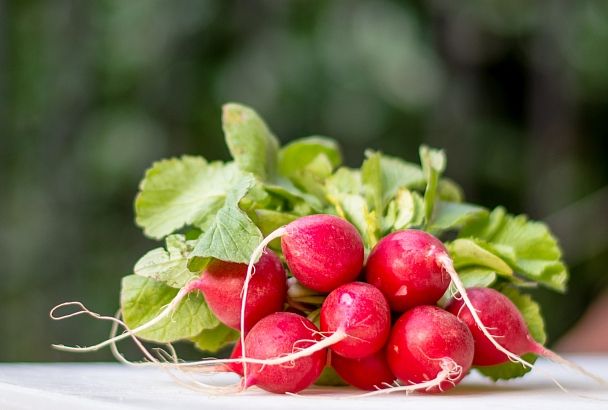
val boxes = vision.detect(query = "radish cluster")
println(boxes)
[203,215,478,394]
[49,104,606,397]
[179,215,485,393]
[214,214,603,394]
[51,212,605,395]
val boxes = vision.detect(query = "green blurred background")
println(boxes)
[1,0,607,362]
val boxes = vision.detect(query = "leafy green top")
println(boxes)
[124,102,567,355]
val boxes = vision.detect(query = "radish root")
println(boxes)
[50,278,202,353]
[156,329,347,369]
[357,358,462,396]
[534,345,608,387]
[105,309,244,394]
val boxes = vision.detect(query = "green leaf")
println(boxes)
[251,209,298,250]
[223,103,279,180]
[360,152,425,240]
[186,256,209,274]
[460,206,507,239]
[419,145,446,225]
[190,175,263,264]
[135,157,243,239]
[378,154,426,198]
[459,207,568,292]
[285,153,334,203]
[252,209,299,236]
[361,152,383,217]
[477,286,546,381]
[389,189,425,231]
[278,136,342,178]
[121,275,218,343]
[438,178,464,202]
[191,323,239,353]
[459,268,498,288]
[340,195,377,248]
[134,235,198,288]
[326,167,362,195]
[448,238,513,277]
[429,201,488,232]
[326,167,377,247]
[361,151,425,215]
[264,179,323,212]
[314,365,348,386]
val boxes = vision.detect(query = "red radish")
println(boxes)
[243,312,326,393]
[227,340,243,376]
[332,349,396,390]
[197,250,286,331]
[50,254,284,353]
[446,287,534,366]
[386,305,474,393]
[320,282,391,358]
[365,230,450,311]
[281,214,364,292]
[446,287,608,384]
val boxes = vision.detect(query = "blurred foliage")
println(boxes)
[1,0,607,361]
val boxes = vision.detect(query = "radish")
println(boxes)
[50,254,285,353]
[332,349,396,391]
[365,230,450,311]
[320,281,391,358]
[280,214,365,292]
[446,287,608,384]
[226,339,243,376]
[242,312,327,393]
[385,305,474,393]
[197,250,286,331]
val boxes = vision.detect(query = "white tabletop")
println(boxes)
[1,356,607,410]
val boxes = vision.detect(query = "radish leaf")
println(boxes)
[278,136,342,178]
[459,207,568,292]
[134,234,197,288]
[191,323,239,353]
[121,275,218,343]
[190,175,263,264]
[135,157,243,239]
[223,103,279,180]
[419,145,446,225]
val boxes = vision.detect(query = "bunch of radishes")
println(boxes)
[187,214,558,394]
[51,103,605,396]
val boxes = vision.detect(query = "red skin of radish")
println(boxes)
[387,305,474,393]
[282,214,364,293]
[197,250,286,331]
[365,230,450,312]
[226,340,243,376]
[446,287,540,366]
[244,312,326,394]
[320,282,391,358]
[332,350,396,390]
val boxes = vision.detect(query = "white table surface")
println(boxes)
[1,356,607,410]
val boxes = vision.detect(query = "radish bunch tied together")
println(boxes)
[51,103,604,395]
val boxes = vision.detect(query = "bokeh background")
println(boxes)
[1,0,607,361]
